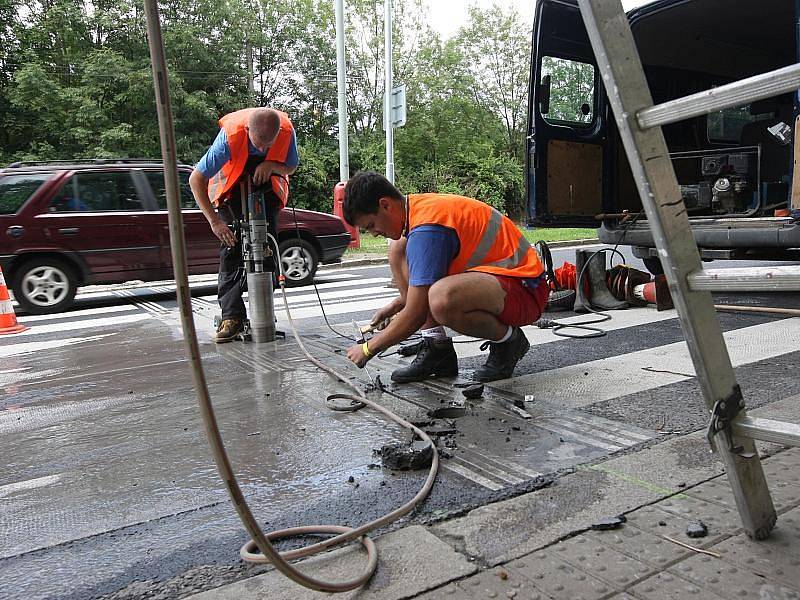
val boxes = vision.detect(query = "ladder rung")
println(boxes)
[687,266,800,292]
[638,64,800,130]
[732,416,800,447]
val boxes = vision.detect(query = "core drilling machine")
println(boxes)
[214,177,280,343]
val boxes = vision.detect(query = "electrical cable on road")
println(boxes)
[144,2,438,591]
[535,211,644,339]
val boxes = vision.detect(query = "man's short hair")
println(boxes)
[343,171,403,226]
[248,108,281,147]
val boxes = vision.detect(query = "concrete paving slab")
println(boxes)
[626,571,727,600]
[669,554,800,599]
[454,565,552,599]
[185,526,477,600]
[430,467,660,566]
[504,550,618,599]
[550,532,656,589]
[590,525,693,570]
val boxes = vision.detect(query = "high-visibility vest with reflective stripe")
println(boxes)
[207,108,293,207]
[408,194,544,279]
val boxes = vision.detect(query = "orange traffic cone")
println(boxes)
[0,266,28,335]
[632,274,673,311]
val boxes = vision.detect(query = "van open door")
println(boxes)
[527,0,608,227]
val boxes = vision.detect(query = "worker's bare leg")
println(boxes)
[428,272,507,339]
[430,272,532,381]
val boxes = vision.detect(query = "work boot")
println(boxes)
[473,327,531,382]
[214,317,244,343]
[391,337,459,383]
[573,249,591,313]
[586,250,628,311]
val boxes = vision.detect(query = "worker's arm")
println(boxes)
[253,160,296,185]
[189,168,235,247]
[347,285,430,367]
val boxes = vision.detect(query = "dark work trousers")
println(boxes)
[217,179,281,320]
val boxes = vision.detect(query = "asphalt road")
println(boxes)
[2,246,800,600]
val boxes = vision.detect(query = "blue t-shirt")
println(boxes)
[405,224,547,292]
[406,225,460,286]
[196,128,299,178]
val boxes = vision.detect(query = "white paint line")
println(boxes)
[494,317,800,409]
[9,314,149,339]
[465,449,544,479]
[0,474,61,498]
[452,455,524,485]
[452,307,678,359]
[17,304,140,323]
[0,334,115,359]
[443,461,504,491]
[276,297,393,321]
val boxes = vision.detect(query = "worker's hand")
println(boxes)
[211,219,236,247]
[347,343,370,368]
[370,303,401,331]
[253,161,276,186]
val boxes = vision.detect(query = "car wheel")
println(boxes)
[12,257,78,315]
[278,239,318,288]
[642,257,664,276]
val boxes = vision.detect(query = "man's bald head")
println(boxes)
[247,108,281,152]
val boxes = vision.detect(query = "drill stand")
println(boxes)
[237,178,284,343]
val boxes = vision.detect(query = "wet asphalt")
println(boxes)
[2,250,800,599]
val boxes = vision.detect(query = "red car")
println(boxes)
[0,160,351,314]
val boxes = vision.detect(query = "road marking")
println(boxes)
[0,334,115,358]
[443,461,504,491]
[494,317,800,408]
[452,306,679,358]
[17,304,140,323]
[0,474,61,498]
[10,314,149,338]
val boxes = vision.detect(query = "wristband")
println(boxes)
[361,341,373,358]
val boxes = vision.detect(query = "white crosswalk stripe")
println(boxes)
[5,270,798,495]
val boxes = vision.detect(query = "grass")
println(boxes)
[345,227,597,255]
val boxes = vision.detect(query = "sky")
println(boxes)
[425,0,654,40]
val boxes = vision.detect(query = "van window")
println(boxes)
[0,174,50,214]
[540,56,596,126]
[708,106,772,144]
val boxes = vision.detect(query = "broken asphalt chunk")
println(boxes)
[686,520,708,538]
[591,515,627,531]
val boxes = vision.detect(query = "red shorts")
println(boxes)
[495,275,548,327]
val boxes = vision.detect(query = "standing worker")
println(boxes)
[343,171,547,383]
[189,107,299,343]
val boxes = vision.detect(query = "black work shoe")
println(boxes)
[391,337,459,383]
[214,317,244,343]
[473,327,530,382]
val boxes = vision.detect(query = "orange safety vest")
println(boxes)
[408,194,544,279]
[207,108,293,208]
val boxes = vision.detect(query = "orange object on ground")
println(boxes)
[553,262,576,290]
[0,266,28,335]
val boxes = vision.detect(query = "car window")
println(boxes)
[49,171,143,212]
[144,171,196,210]
[540,55,596,126]
[0,174,51,215]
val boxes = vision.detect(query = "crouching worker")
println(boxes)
[343,171,548,383]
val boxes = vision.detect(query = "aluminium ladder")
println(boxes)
[577,0,800,539]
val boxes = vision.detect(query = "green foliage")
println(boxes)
[0,0,533,217]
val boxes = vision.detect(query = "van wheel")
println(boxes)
[12,257,78,314]
[642,257,664,276]
[278,239,318,288]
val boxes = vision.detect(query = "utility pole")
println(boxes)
[335,0,349,181]
[384,0,394,183]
